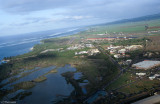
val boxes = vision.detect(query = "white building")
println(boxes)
[136,73,146,76]
[126,59,132,64]
[85,44,94,48]
[75,51,88,55]
[118,49,126,54]
[67,44,85,50]
[149,74,160,80]
[110,49,116,54]
[89,49,100,55]
[126,45,143,51]
[79,51,88,54]
[132,60,160,70]
[149,76,156,80]
[114,54,121,58]
[107,45,122,50]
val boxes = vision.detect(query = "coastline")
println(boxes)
[0,27,84,61]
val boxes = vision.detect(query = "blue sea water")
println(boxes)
[0,28,84,61]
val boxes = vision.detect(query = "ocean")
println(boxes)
[0,28,84,61]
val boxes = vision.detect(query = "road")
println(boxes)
[83,45,125,103]
[96,45,125,88]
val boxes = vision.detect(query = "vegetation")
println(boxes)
[146,35,160,51]
[11,91,32,100]
[113,38,147,46]
[106,72,134,91]
[33,76,47,82]
[44,68,58,75]
[13,81,35,90]
[118,79,160,94]
[75,19,160,37]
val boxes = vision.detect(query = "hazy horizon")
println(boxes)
[0,0,160,36]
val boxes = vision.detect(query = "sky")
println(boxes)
[0,0,160,36]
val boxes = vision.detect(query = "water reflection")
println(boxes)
[18,64,76,104]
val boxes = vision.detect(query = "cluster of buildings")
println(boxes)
[107,45,143,59]
[40,48,64,54]
[40,43,96,56]
[87,38,115,41]
[118,59,132,66]
[67,44,94,50]
[136,72,160,80]
[86,37,136,42]
[75,51,88,55]
[149,74,160,80]
[133,60,160,80]
[75,49,100,56]
[132,60,160,70]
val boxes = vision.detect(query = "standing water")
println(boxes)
[16,65,77,104]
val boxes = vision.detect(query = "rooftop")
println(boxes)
[132,60,160,70]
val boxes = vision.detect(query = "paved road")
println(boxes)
[97,46,123,71]
[96,46,125,89]
[83,45,125,103]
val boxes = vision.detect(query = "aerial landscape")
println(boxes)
[0,0,160,104]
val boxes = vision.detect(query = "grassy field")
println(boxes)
[106,70,160,94]
[75,19,160,38]
[118,79,160,94]
[106,72,134,91]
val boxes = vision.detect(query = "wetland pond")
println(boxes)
[1,64,83,104]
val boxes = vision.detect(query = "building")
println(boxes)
[75,51,88,55]
[118,49,126,55]
[107,45,122,50]
[67,44,85,50]
[132,60,160,70]
[149,74,160,80]
[110,49,116,54]
[85,44,94,48]
[86,38,115,41]
[126,59,132,64]
[136,73,146,76]
[123,59,132,65]
[149,76,156,80]
[126,45,143,51]
[88,49,100,55]
[114,54,121,58]
[86,37,132,41]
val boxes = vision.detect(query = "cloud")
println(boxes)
[0,0,82,14]
[0,0,160,20]
[64,15,92,20]
[25,17,48,23]
[0,0,160,36]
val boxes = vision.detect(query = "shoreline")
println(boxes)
[0,28,84,61]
